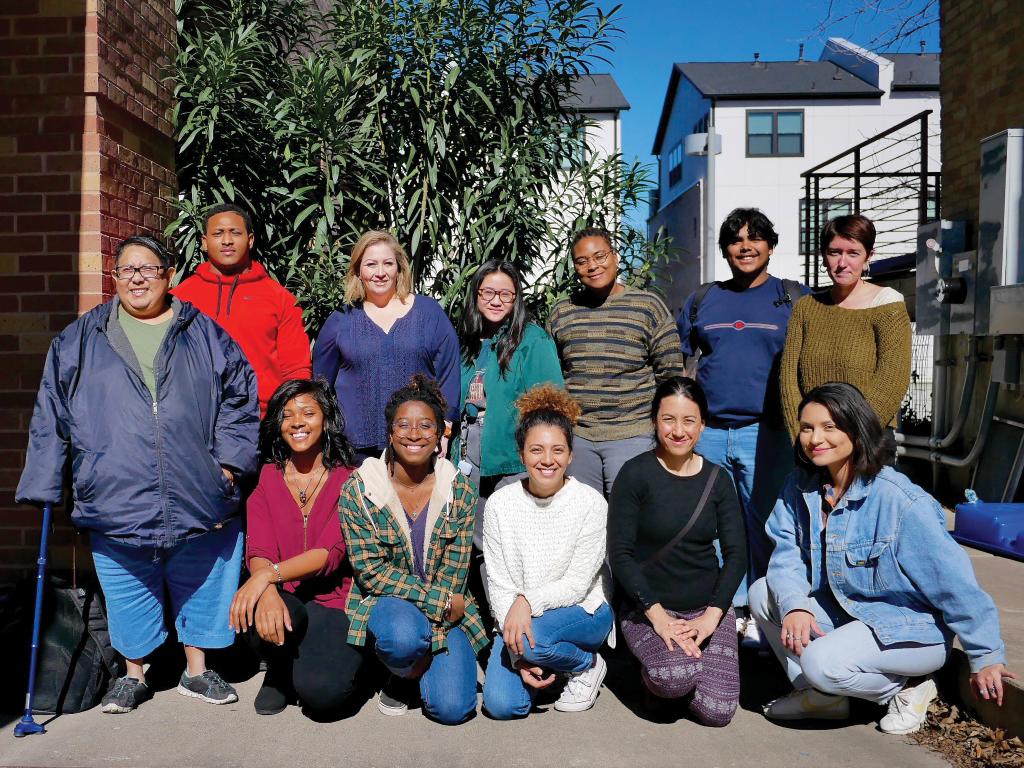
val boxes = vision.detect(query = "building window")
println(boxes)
[799,198,852,254]
[747,110,804,157]
[668,142,683,188]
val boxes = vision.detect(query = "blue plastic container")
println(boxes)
[952,502,1024,561]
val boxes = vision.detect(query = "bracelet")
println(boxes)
[269,562,283,584]
[443,590,453,619]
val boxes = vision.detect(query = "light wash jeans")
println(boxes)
[367,596,478,724]
[483,603,613,720]
[697,421,792,610]
[748,578,949,704]
[570,434,655,498]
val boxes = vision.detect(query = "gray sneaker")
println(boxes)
[177,669,238,705]
[377,674,417,716]
[101,675,152,713]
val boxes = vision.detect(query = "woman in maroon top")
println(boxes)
[229,378,362,716]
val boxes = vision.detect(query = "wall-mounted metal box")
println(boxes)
[915,220,969,336]
[979,129,1024,335]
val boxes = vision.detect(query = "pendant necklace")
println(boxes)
[288,460,327,508]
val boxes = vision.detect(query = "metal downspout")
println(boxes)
[897,380,1000,468]
[896,336,980,449]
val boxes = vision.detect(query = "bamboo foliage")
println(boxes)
[169,0,668,333]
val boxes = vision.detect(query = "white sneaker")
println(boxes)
[879,678,937,735]
[740,617,763,648]
[554,653,607,712]
[763,688,851,721]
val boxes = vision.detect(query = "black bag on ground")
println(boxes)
[27,575,123,714]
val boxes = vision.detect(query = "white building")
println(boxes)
[564,74,628,160]
[648,38,940,315]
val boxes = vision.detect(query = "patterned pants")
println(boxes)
[620,606,740,727]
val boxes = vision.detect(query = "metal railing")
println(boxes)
[801,110,940,287]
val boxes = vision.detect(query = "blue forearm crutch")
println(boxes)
[14,502,52,738]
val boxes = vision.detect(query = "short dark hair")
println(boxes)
[203,203,253,234]
[570,226,614,254]
[514,384,581,452]
[717,208,779,256]
[819,214,875,255]
[384,375,447,460]
[650,376,709,424]
[115,235,172,268]
[794,382,892,478]
[259,378,354,469]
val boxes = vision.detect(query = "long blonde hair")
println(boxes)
[343,230,414,305]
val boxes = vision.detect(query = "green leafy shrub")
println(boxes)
[170,0,667,333]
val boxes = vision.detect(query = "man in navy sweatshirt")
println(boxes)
[677,208,809,647]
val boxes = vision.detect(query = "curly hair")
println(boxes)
[259,378,354,469]
[570,225,614,255]
[383,375,447,464]
[514,384,580,450]
[717,207,779,256]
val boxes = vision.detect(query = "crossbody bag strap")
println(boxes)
[640,464,720,568]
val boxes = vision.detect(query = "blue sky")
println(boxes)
[600,0,941,222]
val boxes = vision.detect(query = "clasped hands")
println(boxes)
[646,604,723,658]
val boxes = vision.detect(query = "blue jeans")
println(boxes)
[367,596,477,725]
[697,421,792,609]
[90,520,243,659]
[749,578,949,704]
[483,603,612,720]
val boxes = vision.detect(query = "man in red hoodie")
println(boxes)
[174,204,312,416]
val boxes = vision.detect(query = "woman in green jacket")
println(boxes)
[455,259,564,615]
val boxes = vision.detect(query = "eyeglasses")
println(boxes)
[572,250,614,269]
[392,419,438,434]
[478,287,516,304]
[112,264,168,281]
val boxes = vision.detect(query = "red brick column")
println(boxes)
[0,0,176,585]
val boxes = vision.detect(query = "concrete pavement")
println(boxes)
[0,659,951,768]
[3,532,1019,767]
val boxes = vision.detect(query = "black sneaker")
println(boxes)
[377,674,417,716]
[254,669,290,715]
[177,669,239,705]
[101,676,152,713]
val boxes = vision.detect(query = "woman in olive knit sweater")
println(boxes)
[780,215,911,438]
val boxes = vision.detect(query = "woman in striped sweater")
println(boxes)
[547,227,686,497]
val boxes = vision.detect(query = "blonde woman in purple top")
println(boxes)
[313,231,460,462]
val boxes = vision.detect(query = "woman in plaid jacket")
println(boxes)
[339,375,487,724]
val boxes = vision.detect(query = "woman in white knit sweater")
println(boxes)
[481,385,613,718]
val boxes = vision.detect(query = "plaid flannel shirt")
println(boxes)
[339,468,489,653]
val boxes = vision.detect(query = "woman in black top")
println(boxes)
[608,376,747,725]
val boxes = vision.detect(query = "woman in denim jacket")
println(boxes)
[750,382,1016,735]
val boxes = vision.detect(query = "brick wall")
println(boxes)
[940,0,1024,222]
[0,0,176,586]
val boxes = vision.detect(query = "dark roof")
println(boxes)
[652,61,883,153]
[677,61,883,99]
[882,53,940,90]
[562,74,630,112]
